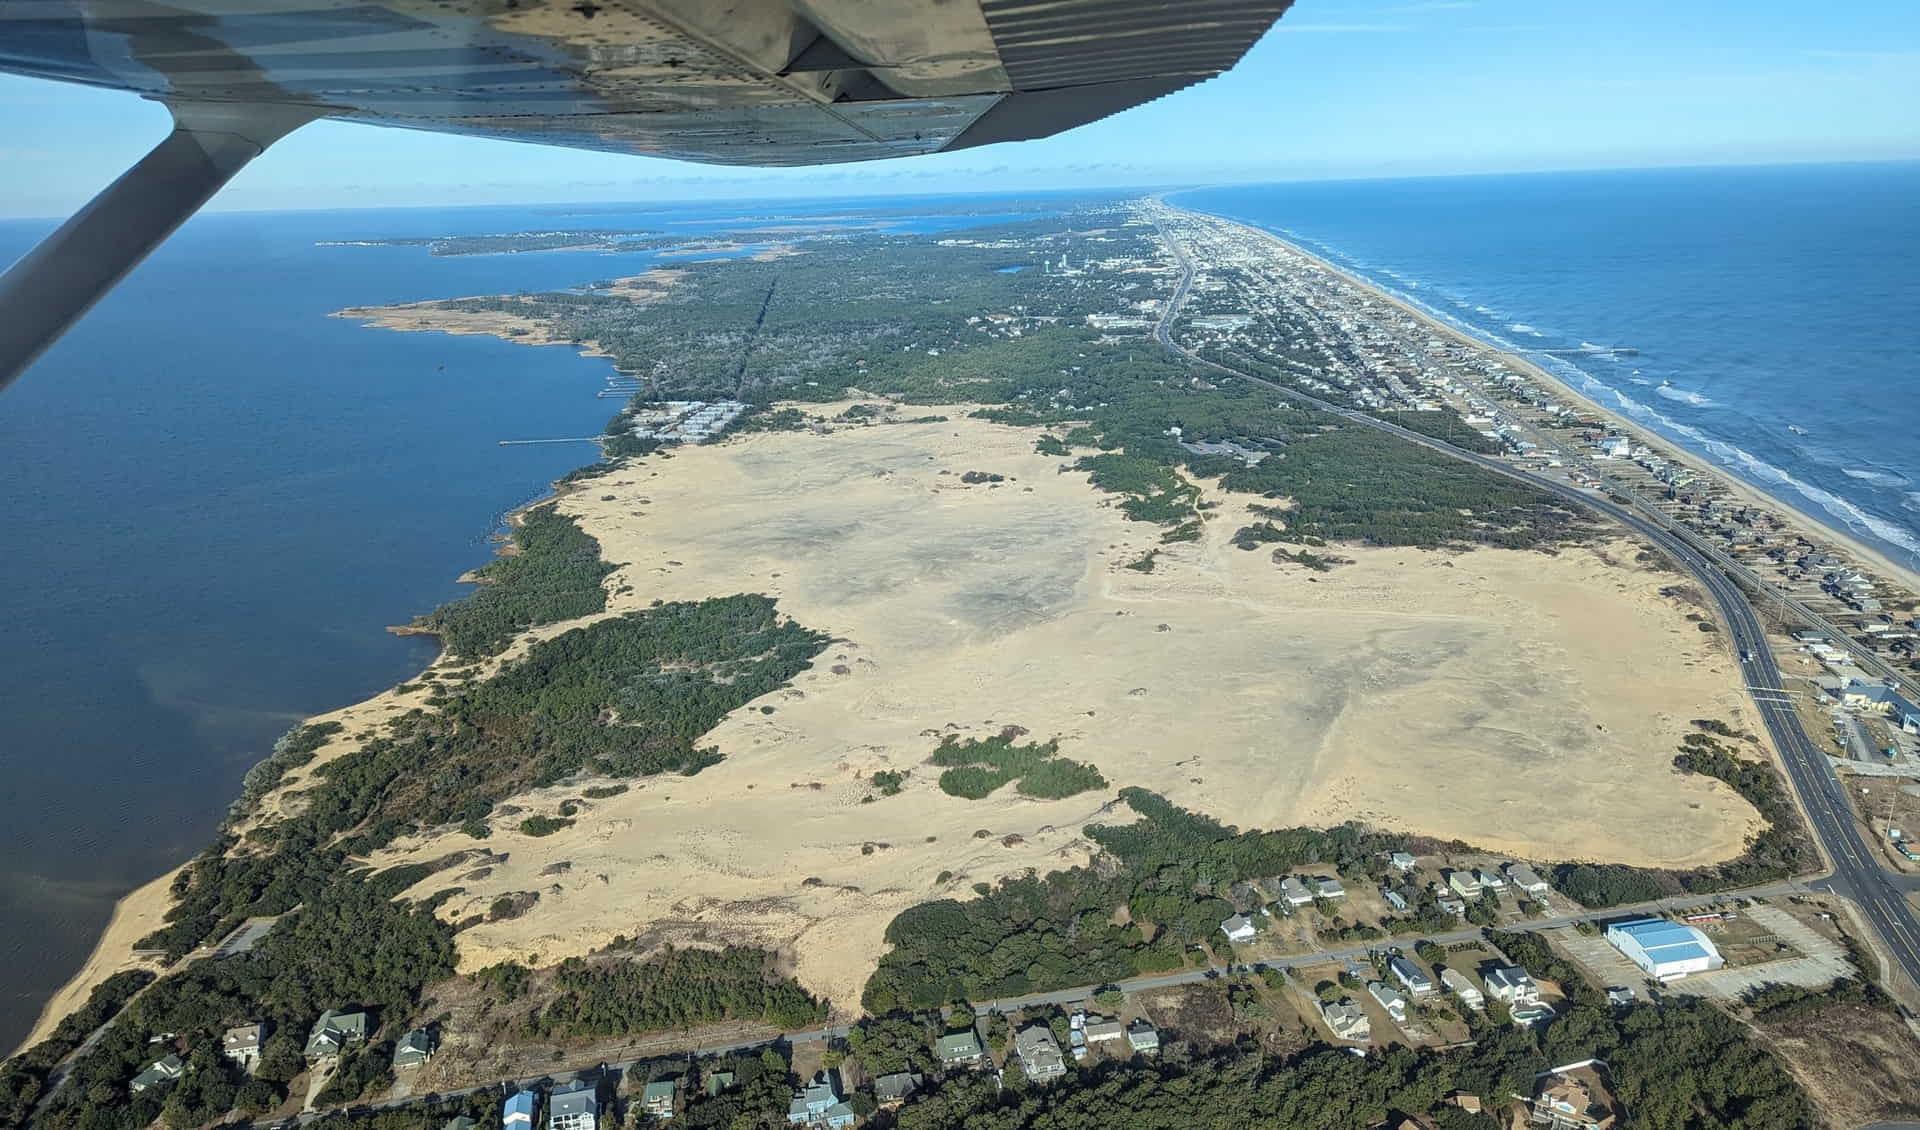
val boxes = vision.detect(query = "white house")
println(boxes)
[1321,999,1371,1042]
[1388,851,1417,872]
[1221,913,1258,943]
[1485,966,1541,1004]
[1440,968,1484,1010]
[1278,876,1314,906]
[1313,876,1346,899]
[1505,863,1550,898]
[1446,870,1482,898]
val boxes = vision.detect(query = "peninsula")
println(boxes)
[9,195,1915,1130]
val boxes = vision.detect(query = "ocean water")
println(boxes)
[1178,163,1920,574]
[0,193,1059,1050]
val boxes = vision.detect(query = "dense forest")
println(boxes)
[409,503,616,659]
[521,947,827,1039]
[928,731,1107,801]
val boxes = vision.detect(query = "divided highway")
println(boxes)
[1148,206,1920,991]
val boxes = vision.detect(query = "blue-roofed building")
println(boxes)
[1605,917,1724,979]
[503,1090,538,1130]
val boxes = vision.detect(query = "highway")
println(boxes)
[1147,204,1920,991]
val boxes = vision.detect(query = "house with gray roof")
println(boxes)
[222,1023,265,1071]
[548,1079,600,1130]
[129,1053,185,1094]
[304,1009,368,1059]
[873,1072,922,1107]
[935,1029,984,1067]
[1505,862,1550,898]
[394,1028,434,1069]
[1125,1020,1159,1054]
[1388,956,1435,998]
[1014,1025,1067,1081]
[1320,1000,1370,1042]
[1368,981,1409,1023]
[1278,876,1314,906]
[1220,913,1258,943]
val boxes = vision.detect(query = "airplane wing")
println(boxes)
[0,0,1292,389]
[2,0,1293,165]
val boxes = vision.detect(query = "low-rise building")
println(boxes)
[1605,918,1724,980]
[1367,981,1409,1023]
[394,1028,434,1069]
[129,1053,185,1095]
[503,1090,538,1130]
[1221,913,1258,943]
[1278,876,1314,906]
[1389,851,1417,872]
[1313,876,1346,899]
[304,1009,369,1059]
[641,1079,677,1122]
[1440,968,1484,1010]
[1015,1025,1068,1081]
[1126,1020,1160,1054]
[1506,863,1551,898]
[1446,870,1482,899]
[1530,1067,1617,1128]
[704,1072,736,1097]
[548,1079,600,1130]
[787,1074,854,1128]
[1084,1018,1125,1044]
[1474,869,1505,892]
[222,1023,265,1071]
[935,1030,984,1067]
[873,1072,922,1108]
[1382,887,1409,912]
[1321,999,1371,1042]
[1388,956,1435,998]
[1485,966,1541,1004]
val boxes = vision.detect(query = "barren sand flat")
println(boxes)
[381,409,1761,1012]
[331,267,683,359]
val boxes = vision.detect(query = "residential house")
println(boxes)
[1220,913,1258,943]
[1084,1018,1125,1044]
[1505,863,1550,898]
[1126,1020,1160,1054]
[1313,876,1346,899]
[1438,894,1467,916]
[1440,968,1484,1010]
[1278,876,1314,906]
[1474,869,1505,892]
[641,1079,677,1122]
[873,1072,922,1108]
[1388,851,1417,872]
[1388,956,1435,998]
[935,1030,984,1067]
[1015,1025,1067,1081]
[222,1023,265,1071]
[787,1074,854,1128]
[1382,887,1409,912]
[1368,981,1409,1023]
[393,1028,434,1069]
[548,1079,600,1130]
[1485,966,1541,1005]
[129,1053,185,1095]
[1321,999,1371,1042]
[304,1009,368,1059]
[502,1090,538,1130]
[1445,870,1482,899]
[444,1117,478,1130]
[704,1071,736,1097]
[1530,1070,1617,1129]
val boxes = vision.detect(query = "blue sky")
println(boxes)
[3,0,1916,217]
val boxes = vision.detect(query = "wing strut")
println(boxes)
[0,102,315,395]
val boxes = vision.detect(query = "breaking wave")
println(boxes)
[1509,323,1542,336]
[1654,386,1714,408]
[1842,467,1911,487]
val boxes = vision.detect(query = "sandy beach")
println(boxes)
[1210,212,1920,600]
[355,407,1761,1013]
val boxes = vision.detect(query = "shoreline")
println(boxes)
[1179,202,1920,600]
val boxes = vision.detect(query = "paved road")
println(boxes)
[1147,204,1920,993]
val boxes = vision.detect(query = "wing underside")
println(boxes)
[0,0,1292,165]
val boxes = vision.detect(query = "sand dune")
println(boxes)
[377,407,1760,1013]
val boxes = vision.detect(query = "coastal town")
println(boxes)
[11,196,1920,1130]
